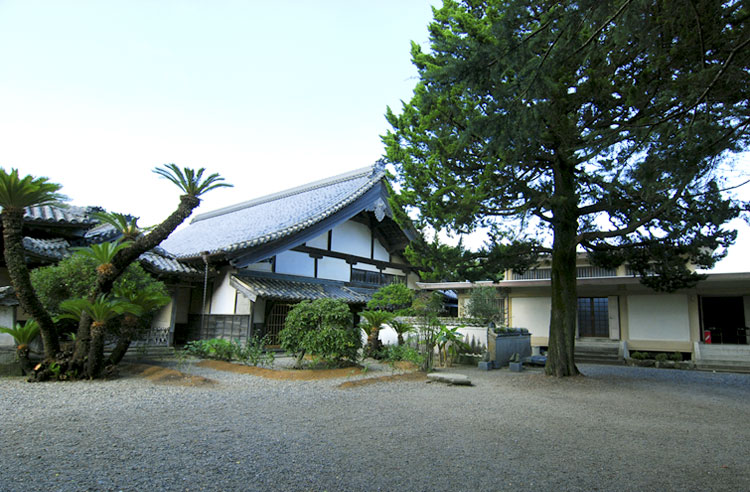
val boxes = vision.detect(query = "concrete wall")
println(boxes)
[627,294,690,342]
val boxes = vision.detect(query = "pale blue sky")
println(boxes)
[1,1,747,272]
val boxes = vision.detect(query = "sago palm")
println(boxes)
[59,295,142,326]
[0,320,40,348]
[359,310,394,357]
[0,168,66,359]
[72,241,132,276]
[153,164,232,198]
[92,211,141,241]
[389,319,414,346]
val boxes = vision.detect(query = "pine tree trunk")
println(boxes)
[1,210,59,359]
[544,161,580,377]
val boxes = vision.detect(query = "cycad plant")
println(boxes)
[92,211,142,241]
[359,310,394,358]
[60,295,143,377]
[72,241,132,276]
[389,319,414,346]
[0,320,40,348]
[0,320,40,375]
[0,168,66,359]
[153,164,232,197]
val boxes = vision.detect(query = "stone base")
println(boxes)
[427,372,472,386]
[509,361,523,372]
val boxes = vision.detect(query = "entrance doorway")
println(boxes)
[577,297,609,338]
[701,296,748,345]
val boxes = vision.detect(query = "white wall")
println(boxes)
[210,267,238,315]
[318,257,350,282]
[307,231,328,249]
[628,294,690,341]
[245,260,273,273]
[373,239,389,261]
[275,250,315,277]
[511,297,551,337]
[331,221,370,258]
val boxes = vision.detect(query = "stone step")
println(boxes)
[696,360,750,374]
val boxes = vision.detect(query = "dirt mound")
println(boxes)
[196,360,372,380]
[124,364,216,387]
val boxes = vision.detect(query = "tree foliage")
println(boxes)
[466,286,502,324]
[385,0,748,376]
[366,283,414,314]
[279,299,359,368]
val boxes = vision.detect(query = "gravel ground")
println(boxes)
[1,360,749,492]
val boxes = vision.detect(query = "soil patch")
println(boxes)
[337,371,427,389]
[123,363,216,387]
[196,360,370,380]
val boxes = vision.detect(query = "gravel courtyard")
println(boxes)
[1,362,748,492]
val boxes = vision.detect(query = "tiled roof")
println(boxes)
[0,286,19,306]
[22,237,71,260]
[231,271,375,304]
[139,250,204,277]
[23,205,101,226]
[161,163,387,259]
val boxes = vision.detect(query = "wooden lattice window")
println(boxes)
[265,302,296,346]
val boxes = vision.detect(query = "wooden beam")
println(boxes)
[291,245,424,272]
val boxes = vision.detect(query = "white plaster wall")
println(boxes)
[152,298,173,328]
[210,267,238,315]
[331,221,371,258]
[373,239,389,261]
[275,250,315,277]
[628,294,690,341]
[236,295,251,315]
[318,257,350,282]
[0,306,15,346]
[307,232,328,249]
[510,297,551,337]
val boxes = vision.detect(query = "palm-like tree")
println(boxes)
[0,320,40,375]
[0,169,66,359]
[389,319,414,346]
[72,241,132,276]
[92,211,141,241]
[106,287,171,365]
[74,164,231,376]
[153,164,232,197]
[60,295,142,377]
[359,310,394,358]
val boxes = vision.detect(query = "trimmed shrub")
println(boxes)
[279,299,360,368]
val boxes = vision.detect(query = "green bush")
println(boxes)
[670,351,683,362]
[654,352,669,362]
[236,335,275,367]
[630,351,648,360]
[185,338,235,361]
[467,286,502,323]
[279,299,359,368]
[381,344,425,366]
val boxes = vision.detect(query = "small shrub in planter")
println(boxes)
[669,351,683,362]
[654,353,669,362]
[630,351,648,360]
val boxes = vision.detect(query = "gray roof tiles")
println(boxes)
[139,251,203,277]
[23,205,101,225]
[161,164,386,259]
[22,237,71,260]
[232,271,375,304]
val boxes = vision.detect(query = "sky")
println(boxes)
[0,0,748,273]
